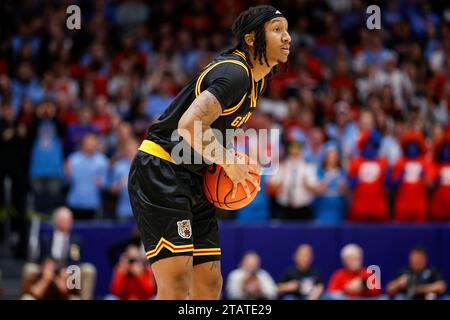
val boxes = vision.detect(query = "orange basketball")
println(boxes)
[202,153,260,210]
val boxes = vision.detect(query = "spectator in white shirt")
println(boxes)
[372,52,413,110]
[268,141,318,220]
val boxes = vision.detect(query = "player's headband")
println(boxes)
[235,7,285,42]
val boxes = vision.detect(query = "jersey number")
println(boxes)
[231,112,252,127]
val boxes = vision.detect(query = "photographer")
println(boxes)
[108,245,157,300]
[21,258,78,300]
[23,206,96,300]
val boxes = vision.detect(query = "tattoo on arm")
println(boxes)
[178,90,234,165]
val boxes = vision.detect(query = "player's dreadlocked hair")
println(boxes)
[231,6,270,68]
[226,5,287,76]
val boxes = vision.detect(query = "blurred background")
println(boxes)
[0,0,449,300]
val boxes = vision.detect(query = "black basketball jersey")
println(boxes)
[146,49,266,175]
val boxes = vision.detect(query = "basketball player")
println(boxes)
[128,5,291,299]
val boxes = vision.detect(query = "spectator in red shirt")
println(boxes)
[348,129,389,221]
[92,95,112,135]
[111,33,147,76]
[326,244,382,300]
[391,131,432,222]
[330,56,354,92]
[108,245,157,300]
[430,134,450,221]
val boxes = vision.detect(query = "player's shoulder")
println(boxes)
[207,50,251,77]
[194,50,251,98]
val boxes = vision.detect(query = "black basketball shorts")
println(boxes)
[128,150,221,265]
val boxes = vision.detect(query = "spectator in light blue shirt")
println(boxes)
[66,133,108,220]
[313,142,348,224]
[11,61,44,113]
[325,102,359,159]
[379,118,402,166]
[146,72,176,119]
[109,139,138,220]
[303,127,325,165]
[65,107,100,156]
[237,173,270,223]
[29,100,65,214]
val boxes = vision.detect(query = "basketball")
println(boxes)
[203,153,260,210]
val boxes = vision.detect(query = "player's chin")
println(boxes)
[277,56,289,64]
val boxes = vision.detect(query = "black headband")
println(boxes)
[236,8,285,41]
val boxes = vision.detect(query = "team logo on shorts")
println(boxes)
[177,220,192,239]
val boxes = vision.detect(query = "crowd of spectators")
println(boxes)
[225,244,448,300]
[1,1,450,257]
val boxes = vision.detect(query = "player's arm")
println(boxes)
[178,90,232,165]
[178,90,259,198]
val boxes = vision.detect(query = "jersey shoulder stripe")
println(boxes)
[194,59,249,97]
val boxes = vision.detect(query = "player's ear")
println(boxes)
[244,33,255,47]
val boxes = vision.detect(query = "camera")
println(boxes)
[128,257,138,264]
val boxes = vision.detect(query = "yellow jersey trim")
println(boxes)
[138,140,175,164]
[195,60,249,97]
[221,93,247,115]
[194,59,251,116]
[192,248,222,256]
[233,50,258,108]
[146,237,194,259]
[233,49,246,61]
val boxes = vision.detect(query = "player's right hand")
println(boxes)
[223,160,260,199]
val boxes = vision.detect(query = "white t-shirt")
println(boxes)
[270,158,318,208]
[51,230,69,261]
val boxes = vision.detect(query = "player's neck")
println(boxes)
[245,50,274,81]
[249,58,273,82]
